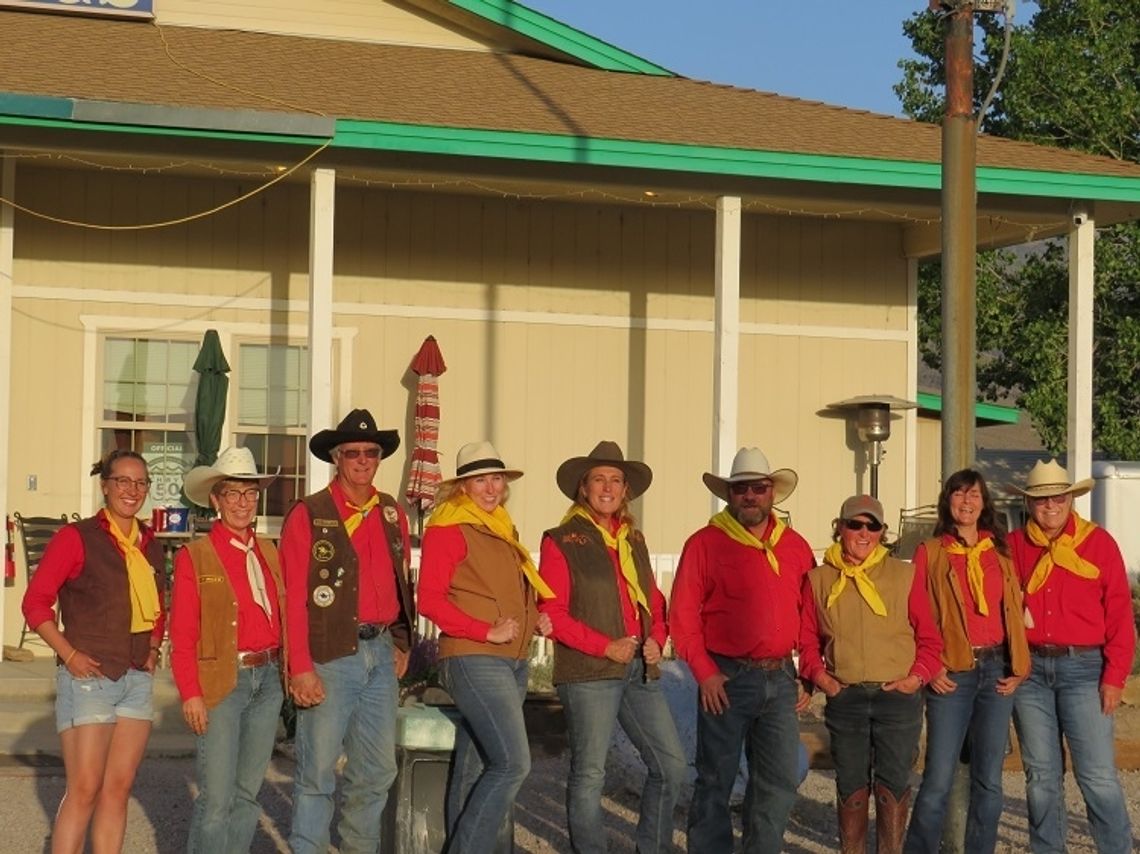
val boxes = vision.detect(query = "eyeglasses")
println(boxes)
[339,447,381,460]
[106,476,152,492]
[729,482,773,496]
[219,488,260,505]
[1031,494,1070,506]
[842,518,885,533]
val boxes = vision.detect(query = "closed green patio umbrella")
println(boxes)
[189,329,231,489]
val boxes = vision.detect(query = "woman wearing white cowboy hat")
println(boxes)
[537,441,685,854]
[170,446,284,854]
[418,441,553,854]
[1006,459,1134,854]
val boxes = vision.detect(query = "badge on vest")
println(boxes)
[313,585,335,607]
[313,518,340,528]
[383,506,399,525]
[312,540,334,562]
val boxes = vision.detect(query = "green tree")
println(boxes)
[899,0,1140,457]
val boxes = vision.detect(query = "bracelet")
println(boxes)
[63,649,77,666]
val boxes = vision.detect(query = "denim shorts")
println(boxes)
[55,666,154,732]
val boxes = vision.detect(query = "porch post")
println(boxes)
[1067,214,1094,517]
[307,167,336,495]
[712,195,741,513]
[0,156,14,644]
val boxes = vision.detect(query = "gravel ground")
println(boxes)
[0,753,1137,852]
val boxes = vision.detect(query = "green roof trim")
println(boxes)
[446,0,673,76]
[0,111,327,146]
[917,392,1020,424]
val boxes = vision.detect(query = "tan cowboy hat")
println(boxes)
[183,446,278,508]
[438,441,523,489]
[703,447,798,504]
[1007,458,1093,499]
[556,441,653,501]
[309,408,400,464]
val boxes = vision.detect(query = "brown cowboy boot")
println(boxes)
[838,786,870,853]
[874,783,911,854]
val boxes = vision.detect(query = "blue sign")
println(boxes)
[0,0,154,20]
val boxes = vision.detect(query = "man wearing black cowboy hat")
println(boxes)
[280,408,415,854]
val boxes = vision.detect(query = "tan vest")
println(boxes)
[184,536,286,709]
[806,555,917,684]
[436,524,539,661]
[923,538,1029,676]
[544,515,659,685]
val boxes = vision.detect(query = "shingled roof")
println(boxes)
[3,11,1140,182]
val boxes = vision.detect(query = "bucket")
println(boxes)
[165,507,189,533]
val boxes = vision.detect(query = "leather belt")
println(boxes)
[732,654,793,671]
[358,622,388,640]
[971,644,1006,662]
[1029,643,1101,658]
[238,648,280,668]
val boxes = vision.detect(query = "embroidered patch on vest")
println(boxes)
[312,540,335,562]
[561,532,590,546]
[319,568,330,580]
[313,518,340,528]
[383,506,399,525]
[313,585,335,607]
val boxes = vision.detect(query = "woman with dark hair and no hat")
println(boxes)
[538,441,685,854]
[22,448,165,854]
[799,494,942,854]
[904,469,1029,854]
[418,441,554,853]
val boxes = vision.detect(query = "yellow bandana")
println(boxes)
[344,492,380,538]
[945,537,995,616]
[824,543,889,616]
[427,494,555,600]
[562,505,649,613]
[1025,511,1099,594]
[102,509,161,633]
[709,509,785,575]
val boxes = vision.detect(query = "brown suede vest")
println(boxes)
[185,535,286,708]
[544,515,659,685]
[436,524,539,662]
[805,555,917,684]
[59,516,165,681]
[291,489,414,663]
[923,538,1030,676]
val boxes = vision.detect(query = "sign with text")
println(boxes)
[0,0,154,20]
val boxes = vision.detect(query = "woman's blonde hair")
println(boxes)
[435,476,511,507]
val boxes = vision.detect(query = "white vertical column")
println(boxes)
[307,168,336,496]
[1067,214,1094,517]
[0,156,14,644]
[712,196,741,513]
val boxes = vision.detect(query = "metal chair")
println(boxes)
[14,512,69,648]
[894,504,938,560]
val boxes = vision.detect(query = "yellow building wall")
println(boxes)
[157,0,492,51]
[5,165,916,645]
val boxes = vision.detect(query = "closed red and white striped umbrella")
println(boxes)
[405,336,447,528]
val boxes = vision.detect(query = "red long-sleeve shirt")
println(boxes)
[669,519,815,684]
[280,481,409,676]
[1010,518,1136,688]
[169,524,281,702]
[537,532,667,658]
[21,516,166,648]
[914,534,1006,648]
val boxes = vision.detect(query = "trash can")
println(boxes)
[381,703,513,853]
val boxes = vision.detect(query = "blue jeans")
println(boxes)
[442,655,530,854]
[558,659,685,854]
[1012,649,1133,854]
[289,633,400,854]
[904,657,1015,854]
[825,682,923,800]
[687,655,801,854]
[187,661,284,854]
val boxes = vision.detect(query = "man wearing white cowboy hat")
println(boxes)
[279,408,416,854]
[670,447,815,854]
[1006,459,1135,854]
[171,445,283,853]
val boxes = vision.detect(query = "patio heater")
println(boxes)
[827,395,917,499]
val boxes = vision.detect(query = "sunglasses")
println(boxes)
[339,447,381,460]
[841,518,885,533]
[729,482,773,496]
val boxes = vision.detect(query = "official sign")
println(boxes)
[0,0,155,20]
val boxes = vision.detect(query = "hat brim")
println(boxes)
[1005,478,1094,500]
[703,468,798,504]
[556,457,653,501]
[437,466,524,491]
[183,468,277,508]
[309,429,400,464]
